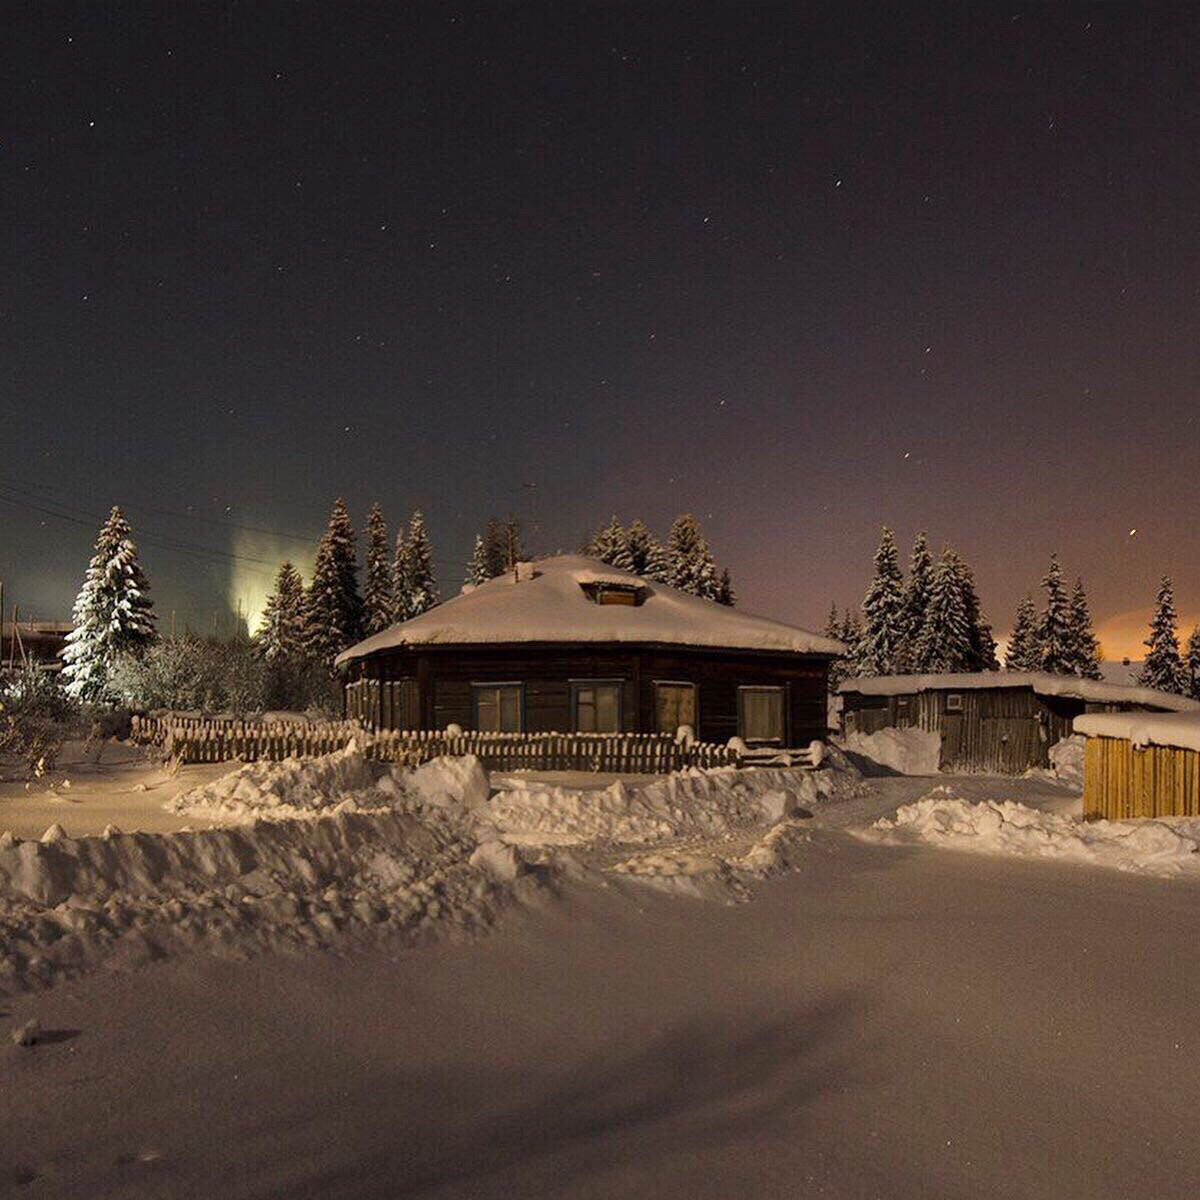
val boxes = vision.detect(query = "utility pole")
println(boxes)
[522,481,538,557]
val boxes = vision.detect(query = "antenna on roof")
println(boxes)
[522,481,538,556]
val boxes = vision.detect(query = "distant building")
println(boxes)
[0,620,72,670]
[337,556,843,747]
[838,671,1197,775]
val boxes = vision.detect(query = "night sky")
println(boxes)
[4,4,1199,656]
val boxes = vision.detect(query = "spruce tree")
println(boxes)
[61,506,157,701]
[625,519,655,576]
[666,514,720,599]
[303,498,364,669]
[1185,626,1200,700]
[840,607,864,677]
[716,568,736,606]
[1066,578,1102,680]
[363,503,394,634]
[951,551,998,671]
[858,527,906,676]
[1137,577,1185,694]
[589,515,634,571]
[911,548,972,673]
[1005,595,1040,671]
[642,532,672,583]
[824,603,850,688]
[396,510,439,619]
[1034,555,1073,675]
[258,561,306,663]
[896,531,933,673]
[465,534,489,586]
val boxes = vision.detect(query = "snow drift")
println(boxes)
[866,785,1200,877]
[0,747,864,994]
[167,746,491,822]
[838,727,942,775]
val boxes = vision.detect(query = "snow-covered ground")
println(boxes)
[6,770,1200,1199]
[0,740,232,839]
[8,741,1200,1196]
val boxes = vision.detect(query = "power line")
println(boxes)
[0,489,282,578]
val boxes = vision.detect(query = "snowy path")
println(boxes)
[4,772,1200,1199]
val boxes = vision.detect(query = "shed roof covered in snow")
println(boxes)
[1074,710,1200,753]
[837,671,1199,713]
[336,555,843,665]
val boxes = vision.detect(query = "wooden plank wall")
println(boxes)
[842,686,1056,774]
[1082,735,1200,820]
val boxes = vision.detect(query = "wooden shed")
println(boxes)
[1075,711,1200,819]
[838,672,1197,775]
[336,556,842,748]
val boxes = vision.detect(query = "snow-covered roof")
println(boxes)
[336,555,843,665]
[837,671,1199,713]
[1075,711,1200,753]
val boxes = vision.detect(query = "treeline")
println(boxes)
[1003,555,1101,680]
[578,514,735,605]
[59,499,442,711]
[828,529,997,686]
[831,530,1200,699]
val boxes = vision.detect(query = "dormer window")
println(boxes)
[578,580,646,606]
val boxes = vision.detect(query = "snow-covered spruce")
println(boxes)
[61,506,157,702]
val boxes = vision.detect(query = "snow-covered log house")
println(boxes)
[839,672,1198,776]
[336,556,843,747]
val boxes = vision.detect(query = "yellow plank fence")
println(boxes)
[1082,735,1200,820]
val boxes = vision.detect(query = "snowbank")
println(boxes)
[1074,711,1200,753]
[1023,735,1086,790]
[0,804,536,995]
[838,727,941,775]
[482,764,861,847]
[168,748,490,822]
[866,786,1200,877]
[0,746,867,994]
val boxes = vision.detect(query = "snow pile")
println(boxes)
[169,748,490,822]
[839,726,941,775]
[484,764,859,847]
[396,754,490,810]
[866,786,1200,876]
[0,804,539,995]
[166,744,384,821]
[1049,735,1085,785]
[0,748,865,993]
[1022,735,1086,790]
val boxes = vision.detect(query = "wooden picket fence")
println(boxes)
[129,714,742,772]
